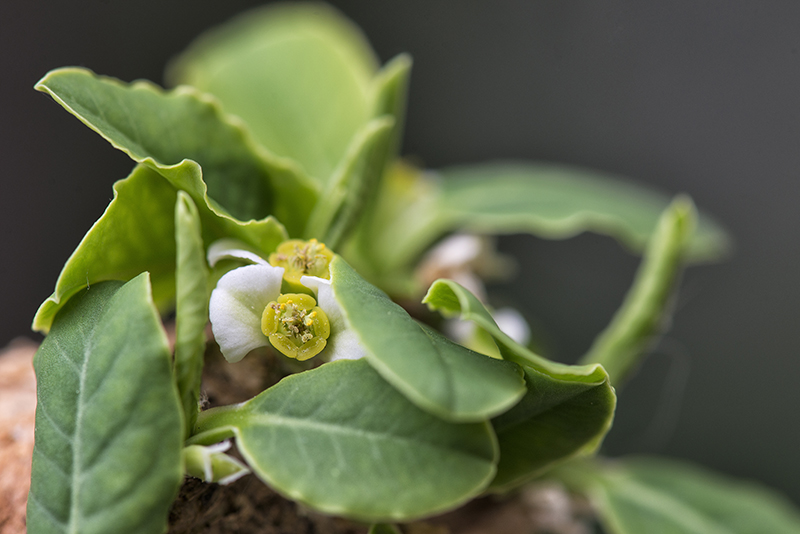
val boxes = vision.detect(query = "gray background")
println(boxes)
[2,1,799,503]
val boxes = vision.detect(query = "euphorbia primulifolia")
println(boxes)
[208,238,365,363]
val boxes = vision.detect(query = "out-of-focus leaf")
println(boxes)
[304,117,394,248]
[585,457,800,534]
[27,275,183,534]
[368,524,402,534]
[580,197,695,385]
[366,162,731,284]
[191,359,499,522]
[167,2,380,185]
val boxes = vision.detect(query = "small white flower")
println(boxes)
[207,239,366,363]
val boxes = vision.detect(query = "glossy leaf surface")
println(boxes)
[27,275,183,534]
[589,458,800,534]
[193,359,499,521]
[423,280,615,490]
[330,257,525,422]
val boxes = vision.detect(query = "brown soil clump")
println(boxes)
[0,339,38,534]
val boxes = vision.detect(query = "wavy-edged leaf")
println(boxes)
[304,116,394,248]
[27,275,183,534]
[580,197,695,385]
[191,359,499,522]
[330,257,525,422]
[32,164,287,334]
[423,280,615,490]
[369,162,731,279]
[35,67,312,235]
[587,457,800,534]
[33,166,176,333]
[174,192,209,438]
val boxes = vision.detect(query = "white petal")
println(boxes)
[493,307,531,345]
[207,238,269,267]
[209,264,284,362]
[301,275,367,361]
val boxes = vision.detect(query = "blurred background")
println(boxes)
[2,0,799,503]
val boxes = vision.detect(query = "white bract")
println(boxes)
[207,239,366,363]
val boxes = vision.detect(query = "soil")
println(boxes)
[0,339,38,534]
[0,337,596,534]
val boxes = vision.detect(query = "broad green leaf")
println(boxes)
[489,367,616,491]
[167,2,379,185]
[330,257,526,422]
[35,67,313,235]
[580,198,695,385]
[173,193,209,438]
[27,275,183,534]
[191,359,499,522]
[304,116,395,248]
[422,280,616,491]
[367,162,731,280]
[587,458,800,534]
[32,164,287,334]
[33,166,177,333]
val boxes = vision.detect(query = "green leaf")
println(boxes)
[422,280,616,491]
[35,67,312,235]
[191,359,499,522]
[304,116,395,248]
[330,257,526,422]
[32,164,287,334]
[32,166,177,333]
[167,2,380,185]
[368,162,731,279]
[490,367,616,491]
[587,458,800,534]
[369,54,412,170]
[580,197,695,385]
[423,279,607,382]
[27,274,183,534]
[173,193,209,438]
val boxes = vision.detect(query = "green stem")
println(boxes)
[579,196,696,386]
[185,404,246,446]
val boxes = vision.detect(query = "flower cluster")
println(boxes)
[207,239,365,363]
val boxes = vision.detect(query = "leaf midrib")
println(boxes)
[242,411,489,463]
[67,323,96,534]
